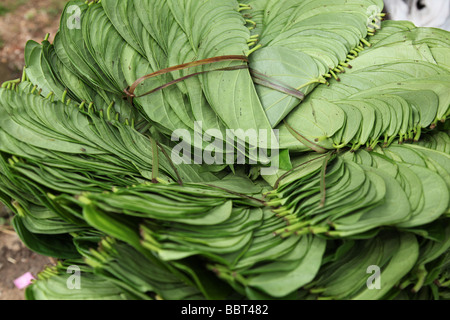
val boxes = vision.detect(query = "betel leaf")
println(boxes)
[250,47,322,127]
[247,236,326,297]
[12,216,80,259]
[1,0,449,301]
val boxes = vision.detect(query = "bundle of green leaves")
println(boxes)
[0,0,448,300]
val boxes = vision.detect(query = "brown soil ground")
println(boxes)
[0,0,66,300]
[0,228,56,300]
[0,0,66,74]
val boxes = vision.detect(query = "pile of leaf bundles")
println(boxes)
[0,0,448,300]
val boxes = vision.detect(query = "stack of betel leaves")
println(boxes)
[0,0,448,300]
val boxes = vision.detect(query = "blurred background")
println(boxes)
[384,0,450,30]
[0,0,449,300]
[0,0,66,83]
